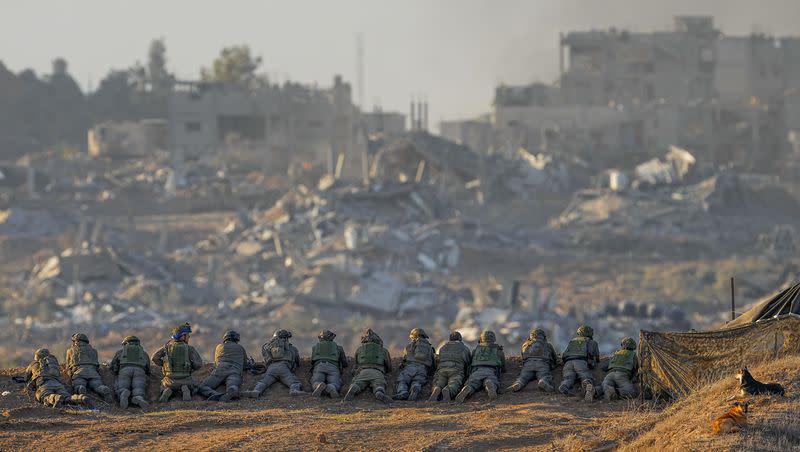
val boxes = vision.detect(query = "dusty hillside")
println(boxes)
[556,355,800,451]
[1,356,798,451]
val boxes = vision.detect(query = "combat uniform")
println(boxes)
[66,333,113,403]
[455,331,506,403]
[244,330,304,397]
[601,337,639,400]
[429,332,471,402]
[507,329,558,392]
[344,329,393,403]
[24,349,89,407]
[310,330,348,398]
[110,336,151,409]
[394,328,436,401]
[198,330,249,401]
[559,325,601,402]
[152,324,203,402]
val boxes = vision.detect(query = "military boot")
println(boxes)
[375,390,392,404]
[343,385,358,402]
[604,387,614,401]
[485,381,498,400]
[408,385,421,401]
[289,385,306,396]
[181,385,192,401]
[583,381,595,403]
[558,383,570,395]
[506,382,523,393]
[442,387,452,403]
[102,389,114,404]
[242,390,261,398]
[69,394,88,406]
[538,380,554,392]
[206,392,224,402]
[392,391,408,401]
[131,395,149,408]
[119,389,131,409]
[428,386,442,402]
[325,384,340,398]
[158,388,173,403]
[220,388,237,402]
[454,387,473,403]
[74,385,86,395]
[312,383,326,397]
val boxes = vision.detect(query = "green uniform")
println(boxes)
[311,340,348,393]
[511,338,558,390]
[66,341,113,400]
[395,338,436,399]
[431,340,471,401]
[199,341,249,400]
[346,341,393,401]
[24,354,87,407]
[152,340,203,398]
[110,342,151,407]
[248,338,302,396]
[602,348,639,399]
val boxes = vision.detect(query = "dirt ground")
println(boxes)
[0,357,626,451]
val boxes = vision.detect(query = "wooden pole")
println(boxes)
[730,277,736,321]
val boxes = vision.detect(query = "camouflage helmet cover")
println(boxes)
[480,330,496,344]
[318,330,336,341]
[35,348,51,360]
[621,337,637,350]
[122,336,140,344]
[409,328,428,339]
[449,331,462,341]
[223,330,241,342]
[530,328,546,340]
[576,325,594,338]
[71,333,89,343]
[273,329,292,339]
[361,328,383,345]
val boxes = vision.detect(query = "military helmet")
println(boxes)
[360,328,382,345]
[71,332,89,343]
[530,328,546,340]
[223,330,241,343]
[122,336,140,345]
[621,337,637,350]
[576,325,594,338]
[480,330,496,344]
[409,328,428,340]
[35,348,51,360]
[273,329,292,339]
[318,330,336,341]
[449,331,462,341]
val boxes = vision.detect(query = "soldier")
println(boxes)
[343,329,393,404]
[310,330,348,398]
[558,324,600,402]
[24,348,90,408]
[109,335,150,409]
[394,328,436,401]
[66,333,113,403]
[428,331,471,402]
[198,330,249,402]
[152,322,203,402]
[243,329,304,397]
[506,328,558,393]
[601,337,639,400]
[454,330,506,403]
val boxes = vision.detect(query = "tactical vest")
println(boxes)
[265,339,291,362]
[438,341,466,367]
[522,340,549,361]
[312,341,339,364]
[563,336,590,360]
[120,343,149,368]
[217,342,245,368]
[472,345,501,368]
[357,342,384,367]
[164,342,192,379]
[608,349,636,373]
[71,344,99,368]
[406,340,434,367]
[32,356,62,381]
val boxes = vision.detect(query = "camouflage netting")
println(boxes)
[724,282,800,328]
[639,315,800,399]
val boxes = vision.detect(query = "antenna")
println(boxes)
[356,32,364,110]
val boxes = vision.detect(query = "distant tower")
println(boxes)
[356,33,364,110]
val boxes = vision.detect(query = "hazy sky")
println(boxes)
[2,1,799,127]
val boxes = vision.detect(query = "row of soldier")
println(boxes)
[23,322,639,409]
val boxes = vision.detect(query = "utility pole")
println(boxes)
[356,33,364,110]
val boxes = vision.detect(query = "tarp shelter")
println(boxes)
[639,284,800,399]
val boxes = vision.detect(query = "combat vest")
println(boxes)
[563,336,590,361]
[438,341,467,367]
[217,342,246,369]
[264,339,292,362]
[119,343,149,369]
[608,349,636,374]
[312,341,340,364]
[472,344,501,368]
[357,342,384,369]
[522,339,549,362]
[163,341,192,379]
[70,343,99,369]
[32,356,62,382]
[406,340,434,367]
